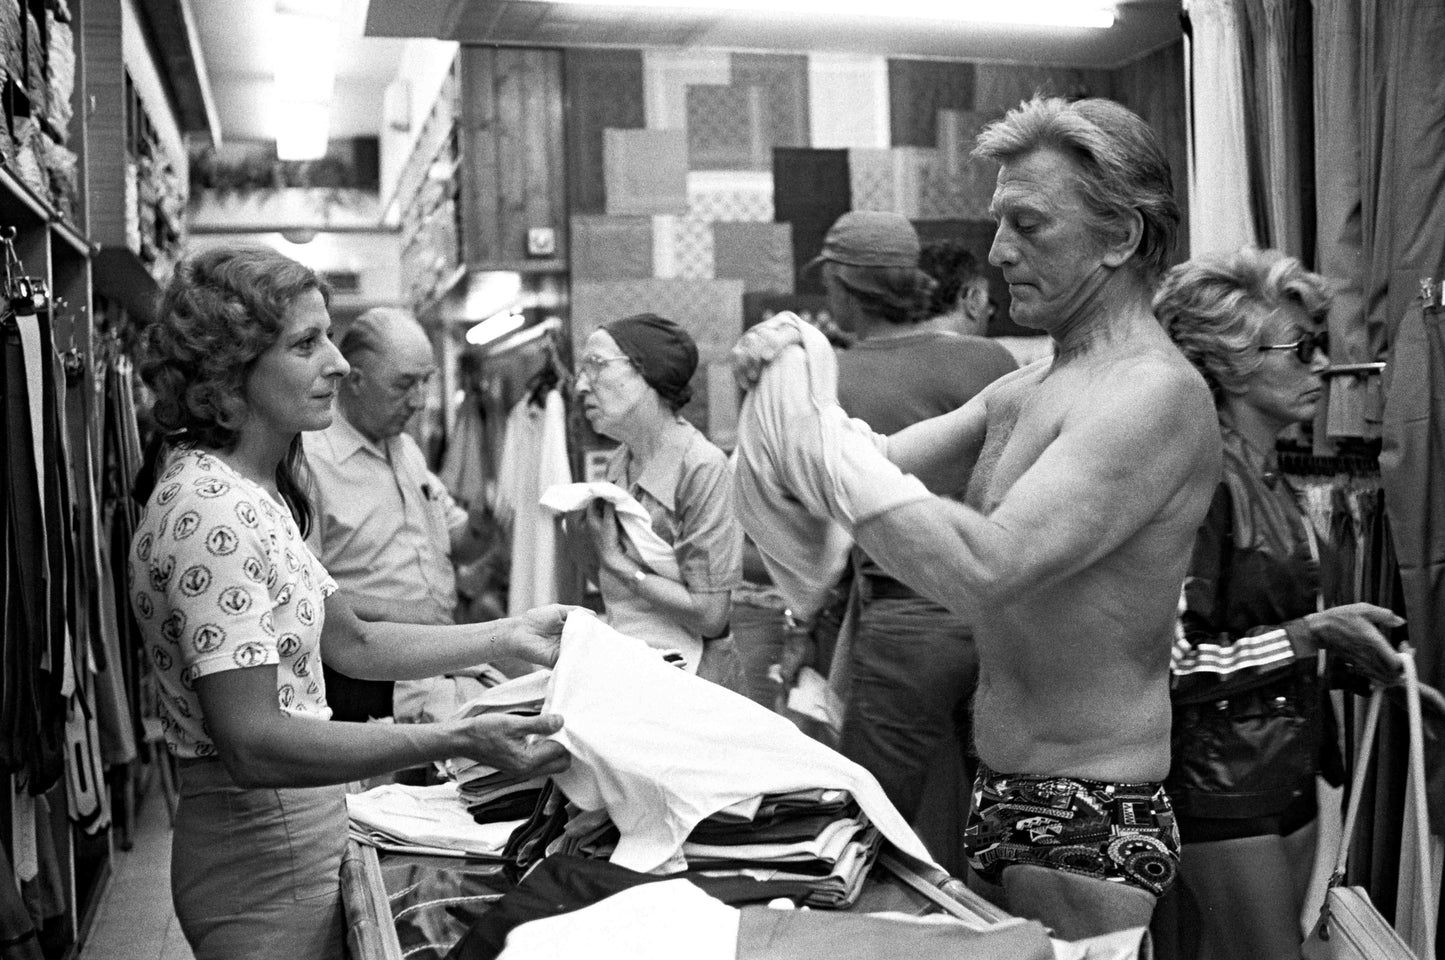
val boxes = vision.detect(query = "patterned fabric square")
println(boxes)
[713,221,794,294]
[643,49,731,130]
[888,59,976,147]
[604,129,689,216]
[848,148,899,213]
[571,279,747,358]
[706,361,741,450]
[686,84,770,171]
[731,52,810,152]
[890,147,938,220]
[772,148,851,295]
[687,170,775,223]
[932,110,997,222]
[570,215,654,280]
[808,53,890,149]
[651,215,714,280]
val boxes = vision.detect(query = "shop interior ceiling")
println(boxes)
[184,0,1182,143]
[361,0,1182,67]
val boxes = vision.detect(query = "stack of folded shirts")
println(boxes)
[511,786,883,908]
[346,781,523,858]
[446,673,552,824]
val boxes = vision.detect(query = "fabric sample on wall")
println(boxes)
[808,53,890,149]
[713,221,794,294]
[847,148,899,213]
[731,52,811,153]
[688,170,775,223]
[772,148,851,295]
[888,59,975,148]
[571,279,747,358]
[603,129,689,216]
[570,215,654,279]
[687,84,771,171]
[889,146,937,221]
[564,49,646,216]
[936,109,997,207]
[643,49,731,130]
[651,214,714,280]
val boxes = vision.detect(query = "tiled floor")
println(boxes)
[78,788,192,960]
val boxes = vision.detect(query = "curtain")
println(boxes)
[1184,0,1258,256]
[1239,0,1310,258]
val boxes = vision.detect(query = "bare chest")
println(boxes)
[965,374,1068,514]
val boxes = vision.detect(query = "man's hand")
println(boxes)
[730,316,805,389]
[451,712,570,777]
[510,603,578,668]
[1304,603,1406,685]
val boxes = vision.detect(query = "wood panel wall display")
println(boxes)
[460,46,566,267]
[888,59,976,147]
[808,53,890,149]
[1111,42,1190,260]
[563,48,646,216]
[570,214,654,279]
[713,221,794,294]
[603,128,689,216]
[773,147,851,295]
[643,48,731,129]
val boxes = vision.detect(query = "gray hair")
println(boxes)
[973,96,1179,278]
[337,306,419,365]
[1153,246,1333,405]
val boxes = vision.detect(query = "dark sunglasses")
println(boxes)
[1259,329,1329,364]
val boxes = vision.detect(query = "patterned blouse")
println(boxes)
[129,448,337,758]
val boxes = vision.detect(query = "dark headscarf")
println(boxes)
[601,313,698,412]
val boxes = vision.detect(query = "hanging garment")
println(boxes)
[496,390,571,615]
[439,390,489,509]
[1185,0,1260,256]
[732,314,930,618]
[542,610,938,874]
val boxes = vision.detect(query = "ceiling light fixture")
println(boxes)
[466,310,527,347]
[539,0,1115,28]
[273,0,342,160]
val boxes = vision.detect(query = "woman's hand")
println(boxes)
[1303,602,1406,685]
[510,604,578,668]
[585,502,632,577]
[451,712,570,777]
[730,316,805,389]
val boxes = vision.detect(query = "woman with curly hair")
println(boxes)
[1154,246,1404,960]
[129,245,571,960]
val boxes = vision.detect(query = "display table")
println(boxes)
[340,841,1010,960]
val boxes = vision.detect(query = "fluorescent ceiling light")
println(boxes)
[275,99,330,161]
[466,311,527,347]
[272,0,341,160]
[538,0,1115,27]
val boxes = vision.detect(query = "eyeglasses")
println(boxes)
[577,354,633,379]
[1259,330,1329,364]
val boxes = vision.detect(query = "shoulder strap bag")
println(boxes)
[1302,645,1435,960]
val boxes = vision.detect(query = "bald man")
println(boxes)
[304,307,492,724]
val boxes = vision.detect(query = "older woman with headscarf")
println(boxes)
[1154,247,1406,960]
[575,313,744,690]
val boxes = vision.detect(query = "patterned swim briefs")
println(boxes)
[962,762,1181,896]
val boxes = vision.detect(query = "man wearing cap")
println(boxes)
[810,211,1016,877]
[574,313,744,688]
[305,307,495,724]
[732,97,1220,939]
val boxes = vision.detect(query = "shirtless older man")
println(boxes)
[733,97,1221,939]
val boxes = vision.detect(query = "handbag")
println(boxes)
[1302,645,1436,960]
